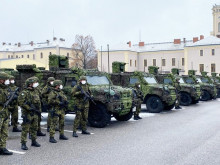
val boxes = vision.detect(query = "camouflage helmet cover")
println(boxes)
[79,76,87,81]
[31,76,39,82]
[47,77,55,82]
[0,72,9,80]
[53,80,63,87]
[9,75,15,80]
[25,77,36,86]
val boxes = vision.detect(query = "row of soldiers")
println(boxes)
[0,72,91,155]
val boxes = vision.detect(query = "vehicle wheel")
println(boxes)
[113,108,133,121]
[88,103,111,128]
[200,90,211,101]
[164,104,175,111]
[217,89,220,98]
[180,92,192,106]
[146,96,164,113]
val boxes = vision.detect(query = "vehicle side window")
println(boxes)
[130,78,138,84]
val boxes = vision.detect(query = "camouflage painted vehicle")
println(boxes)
[12,55,134,128]
[210,72,220,98]
[111,62,177,113]
[155,68,201,106]
[182,70,217,101]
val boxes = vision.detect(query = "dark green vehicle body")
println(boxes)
[211,72,220,98]
[9,55,135,128]
[111,62,177,113]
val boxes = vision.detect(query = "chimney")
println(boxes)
[174,39,181,44]
[200,35,204,40]
[29,41,34,46]
[127,41,131,47]
[18,42,21,47]
[139,42,145,47]
[193,37,199,43]
[8,43,11,45]
[60,38,65,41]
[183,38,186,43]
[2,42,6,46]
[53,37,57,41]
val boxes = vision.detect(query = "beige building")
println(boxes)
[0,37,76,70]
[98,5,220,75]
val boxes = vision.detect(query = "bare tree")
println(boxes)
[71,35,97,69]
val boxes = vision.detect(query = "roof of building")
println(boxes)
[185,36,220,47]
[0,38,72,52]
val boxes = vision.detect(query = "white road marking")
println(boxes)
[8,150,25,155]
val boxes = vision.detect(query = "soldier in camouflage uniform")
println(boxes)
[48,80,68,143]
[174,78,182,109]
[8,75,21,132]
[133,82,143,120]
[0,72,13,155]
[18,77,41,150]
[72,76,91,137]
[41,77,56,132]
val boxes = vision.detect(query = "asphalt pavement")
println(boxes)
[1,99,220,165]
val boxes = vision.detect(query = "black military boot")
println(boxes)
[55,127,59,131]
[72,132,78,137]
[0,148,13,155]
[21,143,28,150]
[137,115,142,119]
[82,130,90,135]
[59,134,68,140]
[175,106,182,109]
[133,115,139,120]
[49,137,57,143]
[31,140,41,147]
[37,131,46,136]
[12,127,21,132]
[47,127,50,132]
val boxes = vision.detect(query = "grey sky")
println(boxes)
[0,0,219,49]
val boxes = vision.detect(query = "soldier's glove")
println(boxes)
[13,94,18,101]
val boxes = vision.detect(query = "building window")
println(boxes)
[199,64,204,72]
[41,52,43,58]
[162,59,166,66]
[27,55,29,58]
[172,58,175,66]
[8,55,10,59]
[33,54,35,60]
[11,55,13,58]
[153,59,156,66]
[218,22,220,32]
[144,59,147,67]
[16,55,18,58]
[182,58,185,66]
[212,49,215,55]
[49,52,52,55]
[130,60,132,67]
[67,53,69,57]
[211,63,216,72]
[21,55,24,58]
[200,50,203,56]
[135,60,137,67]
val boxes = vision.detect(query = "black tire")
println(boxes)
[200,90,211,101]
[217,89,220,98]
[164,104,175,111]
[146,96,164,113]
[88,103,111,128]
[180,92,192,106]
[113,108,133,121]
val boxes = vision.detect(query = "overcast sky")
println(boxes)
[0,0,220,49]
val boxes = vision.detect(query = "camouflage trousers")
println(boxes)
[0,117,9,148]
[49,110,65,137]
[47,112,51,128]
[175,93,181,108]
[37,114,42,132]
[8,105,18,128]
[134,100,142,116]
[21,113,38,143]
[73,108,88,132]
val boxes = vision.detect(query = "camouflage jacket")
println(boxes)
[72,83,90,109]
[18,87,41,114]
[41,84,53,103]
[8,84,19,106]
[0,83,9,118]
[48,88,68,113]
[174,82,181,91]
[134,86,143,100]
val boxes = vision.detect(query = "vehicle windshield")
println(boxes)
[164,78,173,85]
[130,78,139,84]
[179,78,185,84]
[86,76,110,85]
[185,77,195,84]
[201,77,209,83]
[196,78,202,83]
[144,77,157,84]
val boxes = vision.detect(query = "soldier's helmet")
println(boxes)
[53,80,63,87]
[176,77,180,82]
[25,77,36,86]
[32,76,39,82]
[47,77,55,82]
[0,72,10,80]
[9,75,15,80]
[79,76,87,81]
[135,82,140,87]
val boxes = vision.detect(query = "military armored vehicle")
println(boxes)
[182,70,216,101]
[11,55,135,128]
[155,68,201,106]
[111,62,177,113]
[210,72,220,98]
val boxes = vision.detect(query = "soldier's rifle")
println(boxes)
[77,85,96,105]
[26,101,43,118]
[57,95,69,113]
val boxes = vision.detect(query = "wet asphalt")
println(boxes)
[1,99,220,165]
